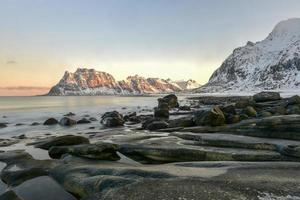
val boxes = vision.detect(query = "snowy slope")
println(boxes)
[197,18,300,93]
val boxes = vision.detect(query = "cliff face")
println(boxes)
[197,18,300,93]
[48,68,199,95]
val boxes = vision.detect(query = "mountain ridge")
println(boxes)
[48,68,200,95]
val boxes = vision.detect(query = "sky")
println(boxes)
[1,0,300,96]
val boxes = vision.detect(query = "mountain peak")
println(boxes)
[197,18,300,93]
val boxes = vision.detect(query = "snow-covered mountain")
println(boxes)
[48,68,198,95]
[197,18,300,93]
[172,79,201,90]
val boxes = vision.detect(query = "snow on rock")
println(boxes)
[48,68,199,95]
[197,18,300,93]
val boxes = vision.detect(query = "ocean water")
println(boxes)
[0,96,162,138]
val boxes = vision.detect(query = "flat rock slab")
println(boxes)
[51,159,300,200]
[171,132,300,151]
[180,115,300,140]
[119,143,283,164]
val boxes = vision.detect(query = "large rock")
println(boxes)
[168,116,195,128]
[193,106,225,126]
[33,135,89,150]
[77,118,91,124]
[146,121,169,131]
[159,94,179,109]
[43,118,58,125]
[48,142,120,160]
[0,191,23,200]
[0,123,7,128]
[59,117,77,126]
[243,106,257,117]
[253,91,281,102]
[101,111,124,127]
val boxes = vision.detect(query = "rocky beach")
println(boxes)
[0,92,300,200]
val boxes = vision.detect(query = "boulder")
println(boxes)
[101,111,124,127]
[259,111,272,118]
[220,104,236,115]
[193,106,225,126]
[43,118,58,125]
[59,117,77,126]
[77,118,91,124]
[31,122,40,126]
[89,117,97,121]
[159,94,179,109]
[253,91,281,102]
[287,95,300,105]
[235,99,253,108]
[48,142,120,160]
[146,121,169,131]
[168,116,195,128]
[0,123,7,128]
[34,135,89,150]
[243,106,257,117]
[64,112,75,116]
[286,105,300,115]
[154,106,169,119]
[225,114,240,124]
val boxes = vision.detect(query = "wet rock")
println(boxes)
[16,134,26,139]
[168,116,194,128]
[286,105,300,115]
[0,150,58,186]
[101,111,124,127]
[220,104,236,115]
[59,117,77,126]
[43,118,58,125]
[33,135,89,150]
[48,142,120,160]
[64,112,75,116]
[77,118,91,124]
[141,118,161,129]
[287,95,300,105]
[178,106,191,111]
[89,117,97,121]
[0,123,7,128]
[0,190,23,200]
[159,94,179,109]
[193,106,225,126]
[124,112,141,124]
[253,91,281,102]
[235,99,253,109]
[225,114,240,124]
[0,139,18,147]
[119,143,282,164]
[239,114,249,120]
[243,106,257,117]
[259,111,272,118]
[154,106,169,119]
[15,123,25,126]
[280,145,300,158]
[31,122,40,126]
[146,121,169,131]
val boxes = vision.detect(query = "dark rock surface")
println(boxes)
[33,135,89,150]
[59,117,77,126]
[43,118,58,125]
[101,111,124,127]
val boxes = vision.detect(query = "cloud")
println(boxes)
[6,60,17,64]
